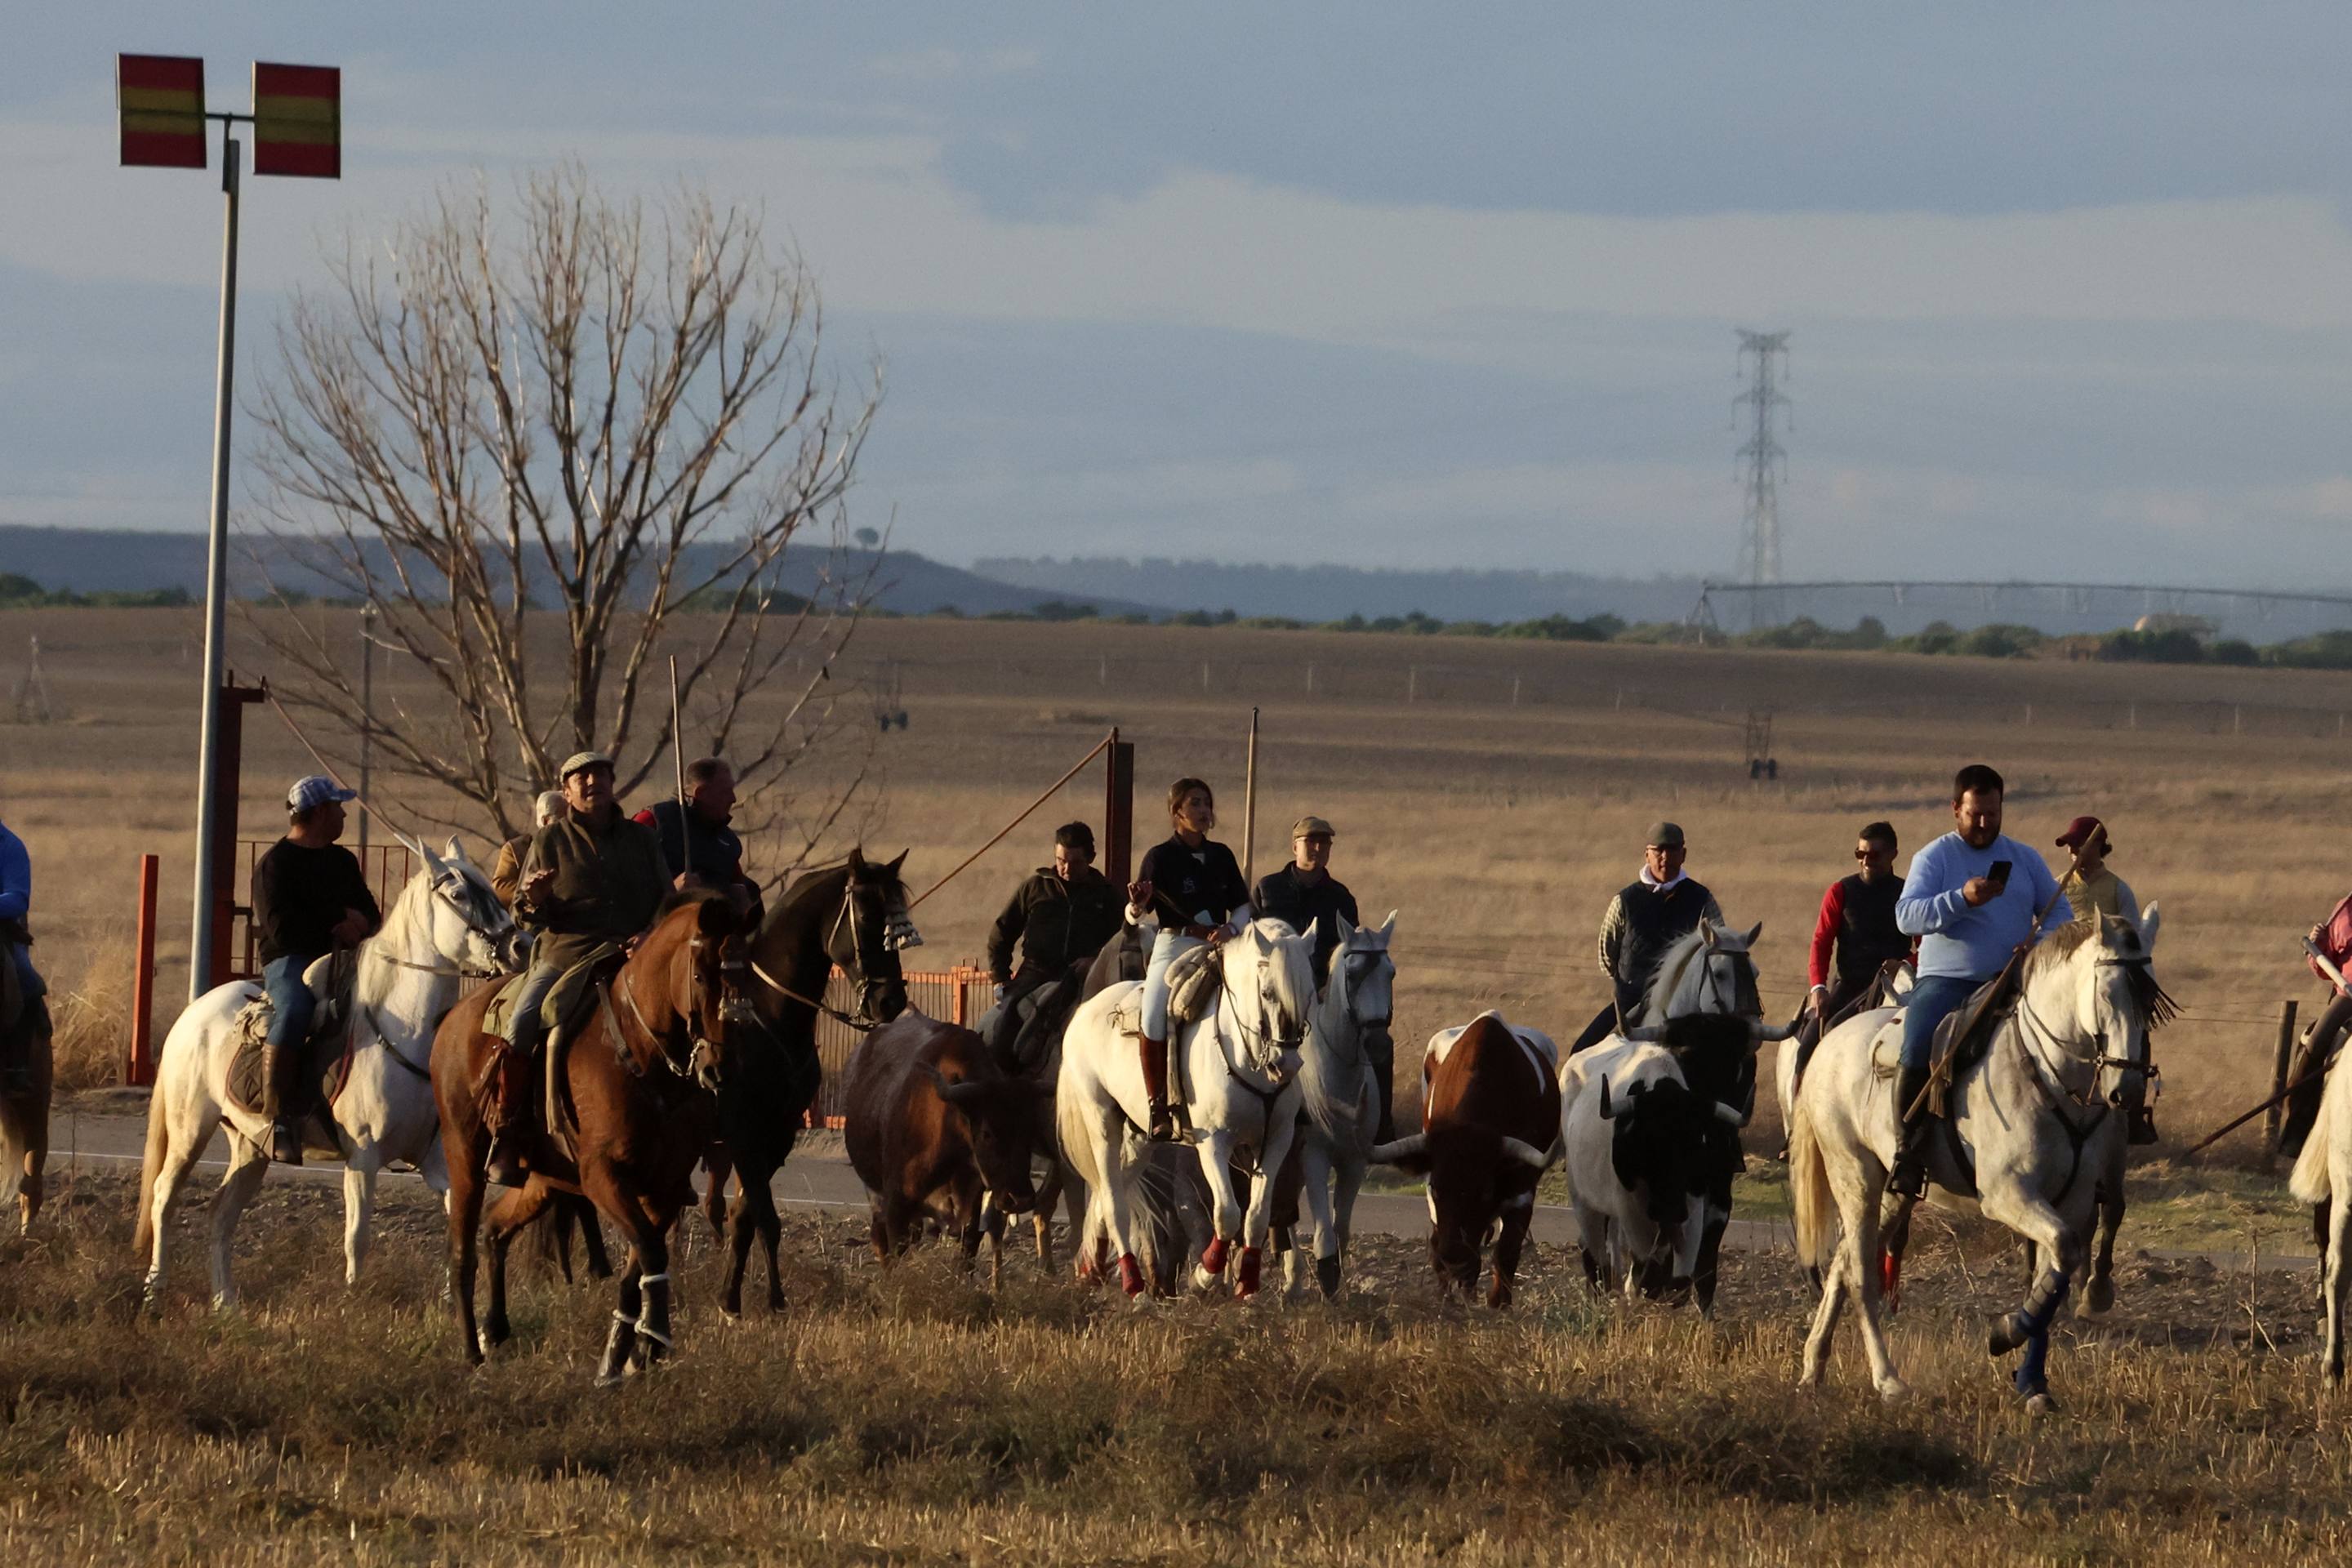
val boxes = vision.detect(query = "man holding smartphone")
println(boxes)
[1886,763,2061,1198]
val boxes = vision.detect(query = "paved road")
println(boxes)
[47,1105,2315,1271]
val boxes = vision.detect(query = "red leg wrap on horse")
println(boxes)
[1200,1236,1230,1277]
[1117,1253,1146,1298]
[1235,1246,1262,1298]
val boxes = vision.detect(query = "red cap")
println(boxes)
[2055,815,2105,852]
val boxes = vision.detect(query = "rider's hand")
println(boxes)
[330,914,366,947]
[991,982,1007,1003]
[2314,923,2329,947]
[1205,925,1231,947]
[1125,879,1153,910]
[520,866,556,905]
[1962,875,1998,907]
[675,871,702,892]
[1808,983,1828,1014]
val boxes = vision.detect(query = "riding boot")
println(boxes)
[1369,1035,1396,1145]
[1138,1036,1184,1142]
[1886,1062,1935,1200]
[485,1044,533,1187]
[2127,1104,2159,1146]
[262,1041,304,1167]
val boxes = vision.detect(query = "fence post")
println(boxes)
[2266,997,2300,1165]
[1200,661,1210,694]
[1305,663,1315,695]
[1407,666,1418,703]
[1511,674,1521,706]
[129,853,159,1087]
[1103,729,1135,888]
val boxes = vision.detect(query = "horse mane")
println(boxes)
[2029,915,2178,1028]
[1644,925,1738,1018]
[355,870,438,1011]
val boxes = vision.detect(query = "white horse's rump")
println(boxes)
[2291,1031,2352,1381]
[135,839,514,1307]
[1790,907,2163,1405]
[1058,919,1316,1298]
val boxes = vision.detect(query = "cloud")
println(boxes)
[868,47,1044,82]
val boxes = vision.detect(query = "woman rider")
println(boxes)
[1128,777,1252,1142]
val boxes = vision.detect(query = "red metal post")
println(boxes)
[1103,728,1135,888]
[130,853,159,1085]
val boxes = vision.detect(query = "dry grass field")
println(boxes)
[4,605,2352,1561]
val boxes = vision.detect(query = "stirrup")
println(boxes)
[1147,1099,1187,1143]
[270,1120,304,1167]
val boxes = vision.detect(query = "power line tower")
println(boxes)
[1733,329,1791,630]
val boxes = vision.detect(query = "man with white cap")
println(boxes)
[494,751,670,1183]
[251,775,382,1163]
[492,791,568,908]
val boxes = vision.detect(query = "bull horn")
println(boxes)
[1369,1133,1428,1165]
[919,1062,990,1107]
[1623,1023,1668,1042]
[1713,1101,1749,1128]
[1597,1075,1616,1120]
[1748,1016,1799,1043]
[1501,1135,1554,1170]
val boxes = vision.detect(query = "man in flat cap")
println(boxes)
[252,775,382,1163]
[494,751,671,1184]
[1252,816,1359,988]
[1570,821,1725,1053]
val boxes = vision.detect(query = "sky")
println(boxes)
[7,3,2352,586]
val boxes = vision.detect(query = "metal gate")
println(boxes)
[806,964,993,1128]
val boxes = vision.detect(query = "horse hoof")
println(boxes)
[2086,1276,2114,1315]
[1117,1254,1146,1298]
[1877,1377,1913,1405]
[1988,1312,2029,1356]
[1234,1247,1263,1300]
[1315,1255,1343,1299]
[593,1372,623,1390]
[2024,1390,2059,1417]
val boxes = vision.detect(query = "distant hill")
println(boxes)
[0,524,1165,619]
[974,555,1705,625]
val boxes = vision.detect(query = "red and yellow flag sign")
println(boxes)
[118,54,206,169]
[252,62,340,179]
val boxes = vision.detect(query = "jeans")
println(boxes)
[1140,929,1205,1042]
[263,953,321,1051]
[1900,973,1987,1071]
[508,962,563,1054]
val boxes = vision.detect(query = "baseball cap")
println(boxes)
[1292,815,1336,839]
[2055,815,2106,852]
[1645,820,1686,849]
[287,774,356,813]
[559,751,615,781]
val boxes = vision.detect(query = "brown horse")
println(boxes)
[433,893,748,1382]
[0,1004,49,1235]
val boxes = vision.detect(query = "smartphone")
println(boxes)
[1987,859,2012,885]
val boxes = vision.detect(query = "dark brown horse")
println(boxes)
[700,849,910,1316]
[433,894,748,1382]
[0,996,49,1235]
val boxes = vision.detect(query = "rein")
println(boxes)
[750,960,875,1031]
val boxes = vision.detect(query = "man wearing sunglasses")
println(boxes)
[1790,821,1913,1089]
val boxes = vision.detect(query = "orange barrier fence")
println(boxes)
[806,964,995,1128]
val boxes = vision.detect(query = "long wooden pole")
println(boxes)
[911,732,1116,910]
[1241,706,1261,887]
[668,655,690,878]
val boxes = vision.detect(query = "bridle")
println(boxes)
[2006,950,2162,1198]
[1333,945,1394,1034]
[749,878,902,1031]
[609,927,742,1084]
[1688,947,1761,1020]
[350,866,515,1079]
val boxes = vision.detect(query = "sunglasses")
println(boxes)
[1855,845,1891,860]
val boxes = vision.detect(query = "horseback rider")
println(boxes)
[2056,816,2140,925]
[251,776,383,1165]
[1252,816,1359,987]
[1252,815,1392,1141]
[1794,821,1914,1077]
[492,791,566,908]
[0,804,45,1093]
[1129,777,1252,1142]
[633,756,764,924]
[1569,822,1726,1054]
[495,751,672,1186]
[1888,763,2062,1197]
[985,822,1123,1070]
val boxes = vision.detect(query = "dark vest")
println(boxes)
[1615,877,1715,1013]
[1833,872,1909,989]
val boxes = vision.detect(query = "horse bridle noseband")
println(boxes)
[751,882,897,1031]
[611,929,743,1082]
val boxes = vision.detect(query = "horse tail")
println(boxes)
[1787,1090,1837,1272]
[133,1083,171,1258]
[2292,1067,2340,1205]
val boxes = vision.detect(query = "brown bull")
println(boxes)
[843,1012,1043,1276]
[1370,1012,1562,1307]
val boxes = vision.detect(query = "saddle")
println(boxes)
[225,951,362,1141]
[1868,973,2015,1080]
[479,945,624,1166]
[1111,943,1222,1038]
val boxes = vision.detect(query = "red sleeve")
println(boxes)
[630,808,657,826]
[1809,881,1844,989]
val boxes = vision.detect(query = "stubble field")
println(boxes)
[3,605,2352,1562]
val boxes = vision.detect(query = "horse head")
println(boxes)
[403,833,519,977]
[1330,911,1398,1031]
[671,893,752,1092]
[1649,918,1765,1024]
[1227,919,1315,1083]
[835,848,912,1024]
[2074,902,2169,1105]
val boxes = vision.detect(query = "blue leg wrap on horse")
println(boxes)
[2012,1274,2069,1394]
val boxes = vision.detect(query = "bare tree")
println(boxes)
[245,166,884,846]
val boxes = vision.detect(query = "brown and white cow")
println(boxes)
[1370,1011,1562,1307]
[843,1013,1043,1275]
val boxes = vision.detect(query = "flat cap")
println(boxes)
[558,750,615,780]
[1291,815,1336,839]
[1644,820,1686,849]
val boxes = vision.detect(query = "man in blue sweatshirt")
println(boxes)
[0,812,43,1093]
[1889,763,2061,1198]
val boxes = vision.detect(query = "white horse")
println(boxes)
[1788,908,2163,1408]
[1058,918,1316,1298]
[135,838,517,1308]
[1280,912,1396,1298]
[2289,1014,2352,1383]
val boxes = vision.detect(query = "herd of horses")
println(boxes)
[1,833,2324,1410]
